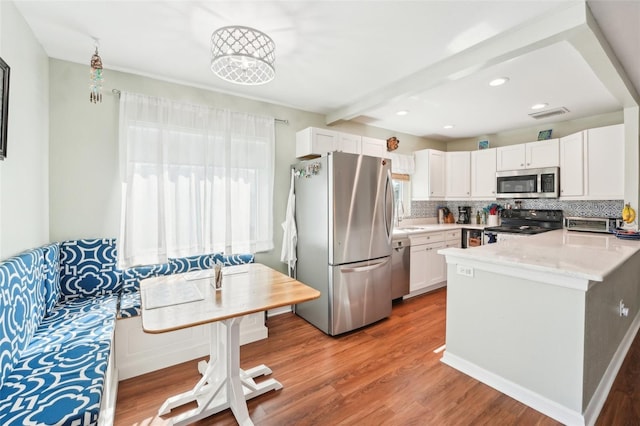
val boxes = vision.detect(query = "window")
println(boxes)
[118,92,274,267]
[392,178,411,220]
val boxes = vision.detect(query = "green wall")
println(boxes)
[0,1,49,259]
[48,59,439,272]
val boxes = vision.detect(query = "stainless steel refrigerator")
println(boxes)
[293,151,393,335]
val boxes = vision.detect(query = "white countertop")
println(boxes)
[393,222,486,236]
[439,229,640,282]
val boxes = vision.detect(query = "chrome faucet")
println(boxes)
[394,200,405,227]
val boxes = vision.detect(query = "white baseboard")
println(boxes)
[98,332,118,426]
[441,352,585,426]
[441,309,640,426]
[404,281,446,300]
[115,312,268,380]
[267,305,292,317]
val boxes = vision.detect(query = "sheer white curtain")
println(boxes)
[118,92,274,267]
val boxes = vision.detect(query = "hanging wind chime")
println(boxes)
[89,43,103,103]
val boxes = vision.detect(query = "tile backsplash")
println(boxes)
[410,199,624,222]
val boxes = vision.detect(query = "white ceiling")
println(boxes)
[13,0,640,141]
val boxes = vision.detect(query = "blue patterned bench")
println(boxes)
[119,253,255,318]
[0,239,120,426]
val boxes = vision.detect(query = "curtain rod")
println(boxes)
[111,88,289,125]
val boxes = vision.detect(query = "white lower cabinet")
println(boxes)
[409,232,446,294]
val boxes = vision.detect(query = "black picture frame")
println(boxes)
[537,129,552,141]
[0,57,9,160]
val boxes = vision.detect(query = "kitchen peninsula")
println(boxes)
[439,230,640,426]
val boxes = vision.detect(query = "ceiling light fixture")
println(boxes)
[531,103,548,110]
[210,26,276,85]
[489,77,509,87]
[396,110,409,116]
[443,124,455,129]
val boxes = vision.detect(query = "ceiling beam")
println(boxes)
[326,2,591,126]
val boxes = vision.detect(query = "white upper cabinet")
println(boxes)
[445,151,470,199]
[559,132,585,198]
[496,144,526,170]
[559,124,624,200]
[585,124,624,200]
[295,127,361,158]
[412,149,445,200]
[338,132,362,154]
[526,139,560,168]
[471,148,497,199]
[496,139,559,170]
[296,127,337,159]
[361,136,387,158]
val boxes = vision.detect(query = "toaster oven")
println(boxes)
[564,217,622,233]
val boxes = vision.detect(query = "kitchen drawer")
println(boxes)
[444,229,461,241]
[409,232,444,246]
[446,241,461,248]
[410,240,443,253]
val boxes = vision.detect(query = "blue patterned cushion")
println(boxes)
[118,291,142,318]
[0,341,110,426]
[223,253,255,266]
[169,253,222,274]
[118,253,253,318]
[60,239,122,300]
[0,249,46,390]
[121,263,172,295]
[42,243,61,315]
[22,295,117,358]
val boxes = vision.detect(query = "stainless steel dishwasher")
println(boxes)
[391,235,410,300]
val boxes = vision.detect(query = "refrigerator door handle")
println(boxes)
[385,171,393,239]
[340,259,389,273]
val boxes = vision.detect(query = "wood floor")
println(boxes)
[115,288,640,425]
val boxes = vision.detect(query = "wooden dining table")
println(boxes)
[141,263,320,426]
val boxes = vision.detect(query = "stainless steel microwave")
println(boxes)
[496,167,559,199]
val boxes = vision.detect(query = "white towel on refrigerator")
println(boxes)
[280,169,297,277]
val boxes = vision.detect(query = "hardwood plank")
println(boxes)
[115,288,639,425]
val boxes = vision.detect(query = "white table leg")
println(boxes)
[158,317,283,425]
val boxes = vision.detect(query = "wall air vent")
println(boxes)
[528,107,570,120]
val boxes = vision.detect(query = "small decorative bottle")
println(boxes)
[476,210,481,224]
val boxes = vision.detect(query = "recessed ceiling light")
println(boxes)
[396,110,409,116]
[443,124,455,129]
[531,103,548,110]
[489,77,509,87]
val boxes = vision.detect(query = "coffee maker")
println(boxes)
[457,206,472,224]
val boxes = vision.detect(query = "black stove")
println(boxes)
[484,209,563,235]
